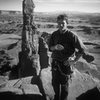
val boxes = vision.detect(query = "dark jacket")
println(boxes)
[49,30,84,61]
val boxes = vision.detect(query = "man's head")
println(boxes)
[57,14,68,23]
[57,14,68,33]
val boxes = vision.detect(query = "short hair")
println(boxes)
[57,14,68,23]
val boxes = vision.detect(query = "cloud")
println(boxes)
[34,0,100,13]
[34,0,100,6]
[34,0,72,3]
[74,0,100,3]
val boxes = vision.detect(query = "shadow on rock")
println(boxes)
[0,91,43,100]
[31,75,47,100]
[76,87,100,100]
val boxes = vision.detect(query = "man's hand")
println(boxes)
[64,57,76,66]
[64,60,75,66]
[55,44,64,51]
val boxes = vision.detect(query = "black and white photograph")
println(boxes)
[0,0,100,100]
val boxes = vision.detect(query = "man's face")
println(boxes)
[57,19,67,32]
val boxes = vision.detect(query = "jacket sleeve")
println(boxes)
[73,34,84,54]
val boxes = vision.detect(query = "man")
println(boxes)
[48,14,84,100]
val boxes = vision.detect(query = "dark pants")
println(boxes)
[52,59,73,100]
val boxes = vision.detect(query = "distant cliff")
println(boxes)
[0,10,22,15]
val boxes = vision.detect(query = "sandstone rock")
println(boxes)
[0,62,100,100]
[40,66,100,100]
[0,76,7,88]
[76,87,100,100]
[40,67,55,100]
[75,59,100,80]
[20,84,42,95]
[68,68,100,100]
[0,76,42,100]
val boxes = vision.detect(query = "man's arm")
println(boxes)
[74,50,83,62]
[64,34,84,66]
[64,51,83,66]
[73,35,84,62]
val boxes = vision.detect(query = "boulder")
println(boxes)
[75,59,100,80]
[0,61,100,100]
[68,68,100,100]
[40,66,100,100]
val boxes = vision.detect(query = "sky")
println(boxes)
[0,0,100,13]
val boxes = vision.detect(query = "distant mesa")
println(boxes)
[0,10,22,15]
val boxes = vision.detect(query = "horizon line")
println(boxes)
[0,9,100,14]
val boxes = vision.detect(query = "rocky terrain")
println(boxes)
[0,33,100,100]
[0,11,100,100]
